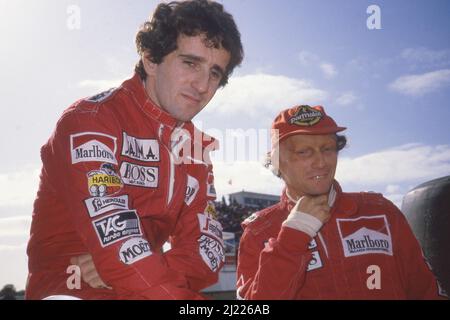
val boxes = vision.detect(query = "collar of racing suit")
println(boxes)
[280,180,358,218]
[120,73,219,156]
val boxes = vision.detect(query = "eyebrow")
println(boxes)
[179,54,225,78]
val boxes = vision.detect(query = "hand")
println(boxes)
[293,194,331,224]
[70,254,112,290]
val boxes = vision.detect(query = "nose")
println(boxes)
[312,151,326,169]
[192,69,209,94]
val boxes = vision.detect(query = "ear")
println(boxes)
[142,52,157,77]
[270,148,281,177]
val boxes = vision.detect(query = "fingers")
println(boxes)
[294,194,331,224]
[77,254,94,265]
[70,254,111,289]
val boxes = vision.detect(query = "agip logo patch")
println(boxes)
[289,105,323,127]
[337,215,393,257]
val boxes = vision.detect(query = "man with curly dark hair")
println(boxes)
[26,0,243,300]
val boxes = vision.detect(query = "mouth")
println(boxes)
[181,93,201,105]
[309,174,328,181]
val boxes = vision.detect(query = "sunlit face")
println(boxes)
[277,134,338,199]
[143,34,231,123]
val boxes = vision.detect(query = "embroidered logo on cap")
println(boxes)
[289,105,323,127]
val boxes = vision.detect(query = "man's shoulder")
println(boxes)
[73,87,122,114]
[342,191,402,217]
[241,202,284,234]
[57,87,125,127]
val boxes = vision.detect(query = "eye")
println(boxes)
[296,149,312,157]
[183,60,196,68]
[323,146,337,153]
[210,70,221,81]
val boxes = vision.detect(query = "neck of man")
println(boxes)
[285,185,336,207]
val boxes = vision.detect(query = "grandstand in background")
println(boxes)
[204,191,280,299]
[228,191,279,208]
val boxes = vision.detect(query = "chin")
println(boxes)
[308,183,332,196]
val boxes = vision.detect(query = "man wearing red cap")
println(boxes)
[236,105,446,299]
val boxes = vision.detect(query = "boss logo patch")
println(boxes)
[119,162,158,188]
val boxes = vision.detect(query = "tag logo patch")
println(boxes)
[337,215,393,257]
[71,132,118,165]
[92,210,141,247]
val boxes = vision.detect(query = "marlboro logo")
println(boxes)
[337,215,393,257]
[71,132,118,165]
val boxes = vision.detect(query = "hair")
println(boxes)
[135,0,243,87]
[264,134,348,178]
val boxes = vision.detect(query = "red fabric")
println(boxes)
[237,182,446,300]
[26,74,224,300]
[271,105,346,145]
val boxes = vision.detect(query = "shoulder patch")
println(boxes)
[85,87,117,103]
[243,213,259,225]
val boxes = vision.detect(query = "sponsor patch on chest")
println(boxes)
[121,132,160,162]
[185,175,199,205]
[336,215,393,257]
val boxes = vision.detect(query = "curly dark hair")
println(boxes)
[135,0,243,87]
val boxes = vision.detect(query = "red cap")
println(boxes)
[271,105,346,145]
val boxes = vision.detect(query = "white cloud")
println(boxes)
[320,63,337,79]
[0,242,28,291]
[0,217,30,291]
[337,143,450,185]
[298,50,320,65]
[207,73,328,117]
[389,69,450,96]
[0,167,40,207]
[336,91,357,106]
[385,184,401,194]
[401,47,450,67]
[298,51,338,79]
[0,216,31,237]
[212,161,283,199]
[77,78,124,92]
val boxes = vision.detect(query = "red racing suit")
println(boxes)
[237,182,446,299]
[26,73,225,300]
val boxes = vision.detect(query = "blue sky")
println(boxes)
[0,0,449,290]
